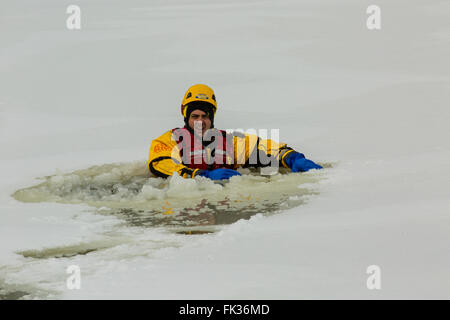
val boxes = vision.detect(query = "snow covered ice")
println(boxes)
[1,0,450,299]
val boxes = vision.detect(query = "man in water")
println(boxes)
[148,84,322,180]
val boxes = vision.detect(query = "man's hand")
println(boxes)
[198,168,241,180]
[285,152,323,172]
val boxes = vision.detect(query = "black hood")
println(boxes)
[183,101,215,131]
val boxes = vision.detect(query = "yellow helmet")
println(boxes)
[181,84,217,117]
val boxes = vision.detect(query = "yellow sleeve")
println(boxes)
[148,130,201,178]
[232,132,295,168]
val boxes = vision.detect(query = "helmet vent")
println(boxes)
[186,92,192,99]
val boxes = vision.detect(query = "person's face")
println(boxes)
[188,109,211,134]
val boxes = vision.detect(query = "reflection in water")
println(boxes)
[106,193,312,229]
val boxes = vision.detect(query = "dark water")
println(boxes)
[0,287,29,300]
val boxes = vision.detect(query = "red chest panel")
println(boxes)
[172,128,234,170]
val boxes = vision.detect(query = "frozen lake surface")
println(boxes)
[1,0,449,299]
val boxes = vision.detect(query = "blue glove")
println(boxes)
[284,152,322,173]
[198,168,241,180]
